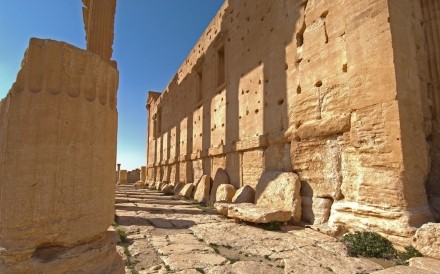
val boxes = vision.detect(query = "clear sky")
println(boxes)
[0,0,224,171]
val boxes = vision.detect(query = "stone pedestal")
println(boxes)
[118,170,128,185]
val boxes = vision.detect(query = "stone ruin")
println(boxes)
[146,0,440,246]
[0,0,124,272]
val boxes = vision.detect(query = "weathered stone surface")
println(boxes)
[256,171,302,223]
[194,175,212,204]
[158,181,167,191]
[301,196,333,225]
[409,257,440,273]
[148,182,157,190]
[174,182,186,196]
[134,181,144,189]
[127,168,141,184]
[179,183,194,198]
[209,261,282,274]
[413,223,440,259]
[82,0,116,62]
[0,232,124,274]
[162,185,174,195]
[232,185,255,203]
[210,168,230,203]
[297,114,351,140]
[118,170,128,185]
[144,0,440,244]
[227,203,291,223]
[372,265,435,274]
[214,202,230,216]
[0,38,122,272]
[216,184,236,202]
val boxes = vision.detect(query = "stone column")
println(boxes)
[118,170,128,185]
[0,38,122,273]
[116,163,121,182]
[140,166,147,182]
[82,0,117,62]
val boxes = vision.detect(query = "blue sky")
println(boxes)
[0,0,224,171]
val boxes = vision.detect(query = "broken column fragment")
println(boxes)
[82,0,117,62]
[118,170,128,185]
[0,38,122,273]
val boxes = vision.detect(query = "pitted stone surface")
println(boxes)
[215,184,236,203]
[413,223,440,260]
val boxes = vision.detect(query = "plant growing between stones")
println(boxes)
[341,231,422,264]
[341,231,396,259]
[261,221,282,231]
[396,246,423,265]
[117,229,128,243]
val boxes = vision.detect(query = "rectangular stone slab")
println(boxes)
[227,203,292,223]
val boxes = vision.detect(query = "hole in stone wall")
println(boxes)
[315,81,323,87]
[297,85,302,94]
[296,21,306,47]
[255,109,259,114]
[285,63,289,70]
[342,63,348,73]
[278,99,284,105]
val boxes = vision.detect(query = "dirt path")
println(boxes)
[114,185,434,274]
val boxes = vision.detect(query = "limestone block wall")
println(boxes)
[416,0,440,221]
[127,168,141,184]
[146,0,438,245]
[0,38,121,272]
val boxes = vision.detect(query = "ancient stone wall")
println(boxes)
[127,168,141,184]
[417,0,440,222]
[146,0,438,245]
[0,39,122,273]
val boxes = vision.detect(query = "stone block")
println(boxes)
[413,223,440,260]
[227,203,292,224]
[179,183,195,199]
[214,202,231,216]
[174,182,186,196]
[232,185,255,203]
[194,175,212,204]
[408,257,440,273]
[210,168,230,203]
[216,184,236,203]
[301,196,333,225]
[255,171,302,223]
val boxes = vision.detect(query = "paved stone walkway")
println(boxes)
[114,185,438,274]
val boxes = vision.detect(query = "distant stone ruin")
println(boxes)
[0,0,123,272]
[146,0,440,246]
